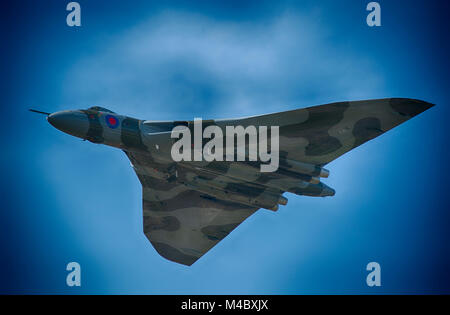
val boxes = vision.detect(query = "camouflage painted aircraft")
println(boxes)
[31,98,433,265]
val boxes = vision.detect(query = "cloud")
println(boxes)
[64,10,385,120]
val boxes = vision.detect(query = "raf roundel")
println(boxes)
[105,114,119,129]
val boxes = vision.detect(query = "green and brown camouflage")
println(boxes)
[43,98,433,265]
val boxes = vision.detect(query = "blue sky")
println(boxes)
[1,0,449,294]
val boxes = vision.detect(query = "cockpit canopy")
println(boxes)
[88,106,115,113]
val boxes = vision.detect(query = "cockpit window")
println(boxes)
[88,106,115,113]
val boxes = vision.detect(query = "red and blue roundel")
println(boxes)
[105,114,119,129]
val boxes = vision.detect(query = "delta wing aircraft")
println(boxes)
[31,98,433,265]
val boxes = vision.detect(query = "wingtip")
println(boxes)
[415,99,435,109]
[150,241,200,266]
[390,98,434,118]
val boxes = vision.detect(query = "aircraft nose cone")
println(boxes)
[48,110,89,139]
